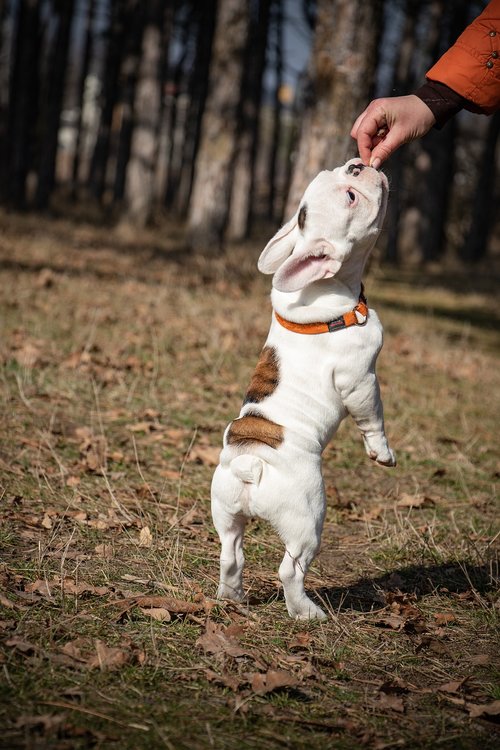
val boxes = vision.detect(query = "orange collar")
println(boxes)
[274,289,368,335]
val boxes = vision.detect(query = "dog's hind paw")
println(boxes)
[217,583,245,602]
[287,598,327,620]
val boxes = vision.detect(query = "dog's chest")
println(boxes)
[234,312,383,449]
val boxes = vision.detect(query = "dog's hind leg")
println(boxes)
[275,504,326,620]
[212,499,246,602]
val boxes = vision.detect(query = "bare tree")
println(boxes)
[6,0,41,207]
[123,0,165,226]
[35,0,75,208]
[71,0,96,197]
[89,0,126,200]
[227,0,271,240]
[460,111,500,263]
[187,0,251,254]
[173,0,216,217]
[285,0,382,216]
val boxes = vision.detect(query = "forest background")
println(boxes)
[0,1,499,749]
[1,0,498,263]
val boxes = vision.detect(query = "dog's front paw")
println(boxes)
[363,434,396,467]
[369,446,396,467]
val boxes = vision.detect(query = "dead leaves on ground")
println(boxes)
[195,620,321,708]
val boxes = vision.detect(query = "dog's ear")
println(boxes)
[272,238,343,293]
[257,211,299,274]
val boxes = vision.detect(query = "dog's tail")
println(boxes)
[229,454,263,485]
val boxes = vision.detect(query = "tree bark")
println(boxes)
[226,0,271,240]
[35,0,75,209]
[383,1,420,265]
[174,0,216,217]
[416,0,468,263]
[285,0,382,217]
[123,0,164,226]
[6,0,41,207]
[187,0,251,254]
[88,0,126,200]
[71,0,96,198]
[267,0,284,222]
[113,0,144,202]
[460,111,500,263]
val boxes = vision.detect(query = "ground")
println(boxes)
[0,210,498,749]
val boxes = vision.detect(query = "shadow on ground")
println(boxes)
[318,560,498,612]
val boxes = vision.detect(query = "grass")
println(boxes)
[0,209,499,749]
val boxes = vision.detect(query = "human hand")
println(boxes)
[350,95,436,168]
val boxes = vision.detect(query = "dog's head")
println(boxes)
[258,159,388,293]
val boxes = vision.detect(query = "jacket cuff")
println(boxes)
[415,81,470,129]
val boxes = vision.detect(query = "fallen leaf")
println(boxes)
[88,639,130,670]
[396,493,436,509]
[438,677,469,694]
[5,636,37,654]
[15,713,65,731]
[139,607,171,622]
[467,700,500,720]
[60,639,88,663]
[138,526,153,548]
[25,579,52,597]
[249,669,299,695]
[469,654,491,666]
[188,444,220,466]
[14,342,42,369]
[196,620,254,658]
[41,512,53,529]
[204,669,242,691]
[94,543,113,559]
[374,614,404,630]
[288,632,312,650]
[434,612,456,626]
[376,691,405,713]
[126,421,156,433]
[0,593,15,609]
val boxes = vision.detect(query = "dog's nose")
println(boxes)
[347,163,365,177]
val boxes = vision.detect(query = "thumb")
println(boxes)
[369,127,405,168]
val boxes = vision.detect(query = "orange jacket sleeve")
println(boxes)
[425,0,500,114]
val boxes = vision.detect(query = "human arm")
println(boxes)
[351,0,500,167]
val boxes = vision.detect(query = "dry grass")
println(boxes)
[0,210,499,749]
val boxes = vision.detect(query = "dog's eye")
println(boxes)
[346,189,356,205]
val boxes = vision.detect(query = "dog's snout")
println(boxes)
[347,163,365,177]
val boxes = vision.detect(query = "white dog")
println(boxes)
[211,158,395,620]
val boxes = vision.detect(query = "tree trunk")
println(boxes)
[123,0,164,226]
[460,111,500,263]
[163,5,193,208]
[6,0,41,207]
[417,0,468,263]
[71,0,96,198]
[267,0,284,222]
[0,0,10,202]
[383,1,420,265]
[174,0,216,217]
[88,0,126,200]
[113,0,144,203]
[285,0,382,216]
[35,0,75,209]
[187,0,251,254]
[226,0,271,240]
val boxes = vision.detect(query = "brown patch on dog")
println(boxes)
[244,346,280,404]
[227,411,284,450]
[298,204,307,231]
